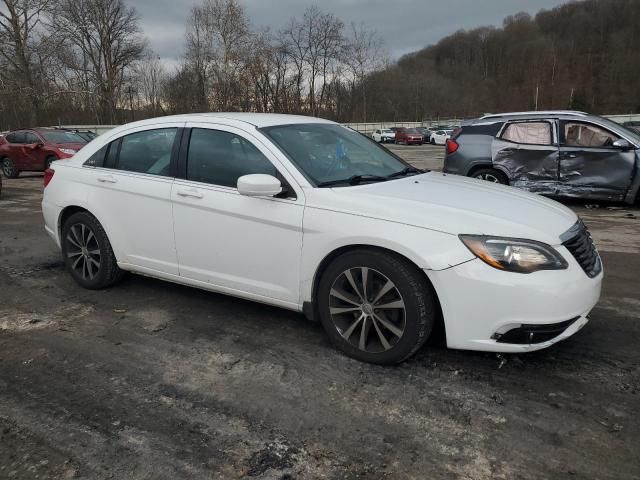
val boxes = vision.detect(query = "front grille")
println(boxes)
[561,221,602,278]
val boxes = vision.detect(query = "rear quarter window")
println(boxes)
[459,122,504,137]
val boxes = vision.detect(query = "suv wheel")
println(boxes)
[62,211,125,289]
[317,249,436,364]
[2,158,19,178]
[471,168,508,185]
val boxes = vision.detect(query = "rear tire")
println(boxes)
[317,249,436,365]
[61,211,125,289]
[470,168,508,185]
[2,158,19,178]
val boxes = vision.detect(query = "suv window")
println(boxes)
[186,128,277,188]
[501,122,551,145]
[24,132,41,144]
[116,128,177,176]
[6,132,25,143]
[563,122,618,148]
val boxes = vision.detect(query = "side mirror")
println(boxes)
[612,139,633,151]
[237,174,282,197]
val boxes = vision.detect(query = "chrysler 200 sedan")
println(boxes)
[42,113,603,364]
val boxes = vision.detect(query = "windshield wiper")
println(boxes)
[317,174,388,187]
[386,166,424,179]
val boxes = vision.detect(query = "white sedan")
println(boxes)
[371,128,395,143]
[430,129,453,145]
[42,113,602,364]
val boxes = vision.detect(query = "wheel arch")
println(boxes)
[305,244,445,342]
[58,205,121,262]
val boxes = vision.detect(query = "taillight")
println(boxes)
[44,168,55,187]
[446,139,459,154]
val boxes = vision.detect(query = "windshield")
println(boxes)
[594,116,640,144]
[382,129,393,133]
[405,128,419,133]
[261,123,413,186]
[40,130,87,144]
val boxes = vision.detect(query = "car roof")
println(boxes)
[479,110,589,121]
[112,113,336,130]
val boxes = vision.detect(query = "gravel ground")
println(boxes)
[0,162,639,479]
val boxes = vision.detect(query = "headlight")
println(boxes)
[459,235,568,273]
[59,148,77,155]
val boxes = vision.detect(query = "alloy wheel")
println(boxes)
[66,223,102,281]
[3,160,15,177]
[476,173,501,183]
[329,267,406,353]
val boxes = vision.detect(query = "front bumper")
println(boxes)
[426,250,602,353]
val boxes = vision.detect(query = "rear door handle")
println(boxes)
[176,188,204,199]
[560,152,580,159]
[97,174,117,183]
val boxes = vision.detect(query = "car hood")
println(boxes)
[306,172,578,245]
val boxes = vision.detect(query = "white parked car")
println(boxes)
[430,129,453,145]
[372,128,395,143]
[42,113,602,364]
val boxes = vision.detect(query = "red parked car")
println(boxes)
[0,128,87,178]
[394,127,424,145]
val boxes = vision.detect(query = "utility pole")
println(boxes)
[534,84,539,111]
[128,86,135,121]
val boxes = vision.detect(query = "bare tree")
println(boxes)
[51,0,145,124]
[133,52,165,117]
[344,22,384,122]
[185,0,251,111]
[0,0,54,125]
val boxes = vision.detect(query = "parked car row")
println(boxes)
[371,125,457,145]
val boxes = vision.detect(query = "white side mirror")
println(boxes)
[237,174,282,197]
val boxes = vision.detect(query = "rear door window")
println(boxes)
[116,128,178,176]
[24,132,41,144]
[501,122,552,145]
[562,122,619,148]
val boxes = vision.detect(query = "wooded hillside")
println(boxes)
[364,0,640,122]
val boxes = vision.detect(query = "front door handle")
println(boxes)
[176,188,204,199]
[97,174,117,183]
[559,152,580,159]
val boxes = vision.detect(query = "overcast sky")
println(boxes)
[134,0,571,68]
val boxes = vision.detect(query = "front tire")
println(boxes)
[317,249,436,364]
[61,212,125,289]
[2,158,19,178]
[45,156,57,169]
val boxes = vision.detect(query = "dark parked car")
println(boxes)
[622,121,640,134]
[65,129,98,142]
[0,128,87,178]
[415,127,431,143]
[443,111,640,204]
[394,127,424,145]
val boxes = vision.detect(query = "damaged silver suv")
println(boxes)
[443,111,640,204]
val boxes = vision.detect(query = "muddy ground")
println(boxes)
[0,153,639,479]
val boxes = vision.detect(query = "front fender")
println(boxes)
[299,206,474,304]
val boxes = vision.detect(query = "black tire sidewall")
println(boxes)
[61,212,117,289]
[2,158,18,178]
[317,250,435,365]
